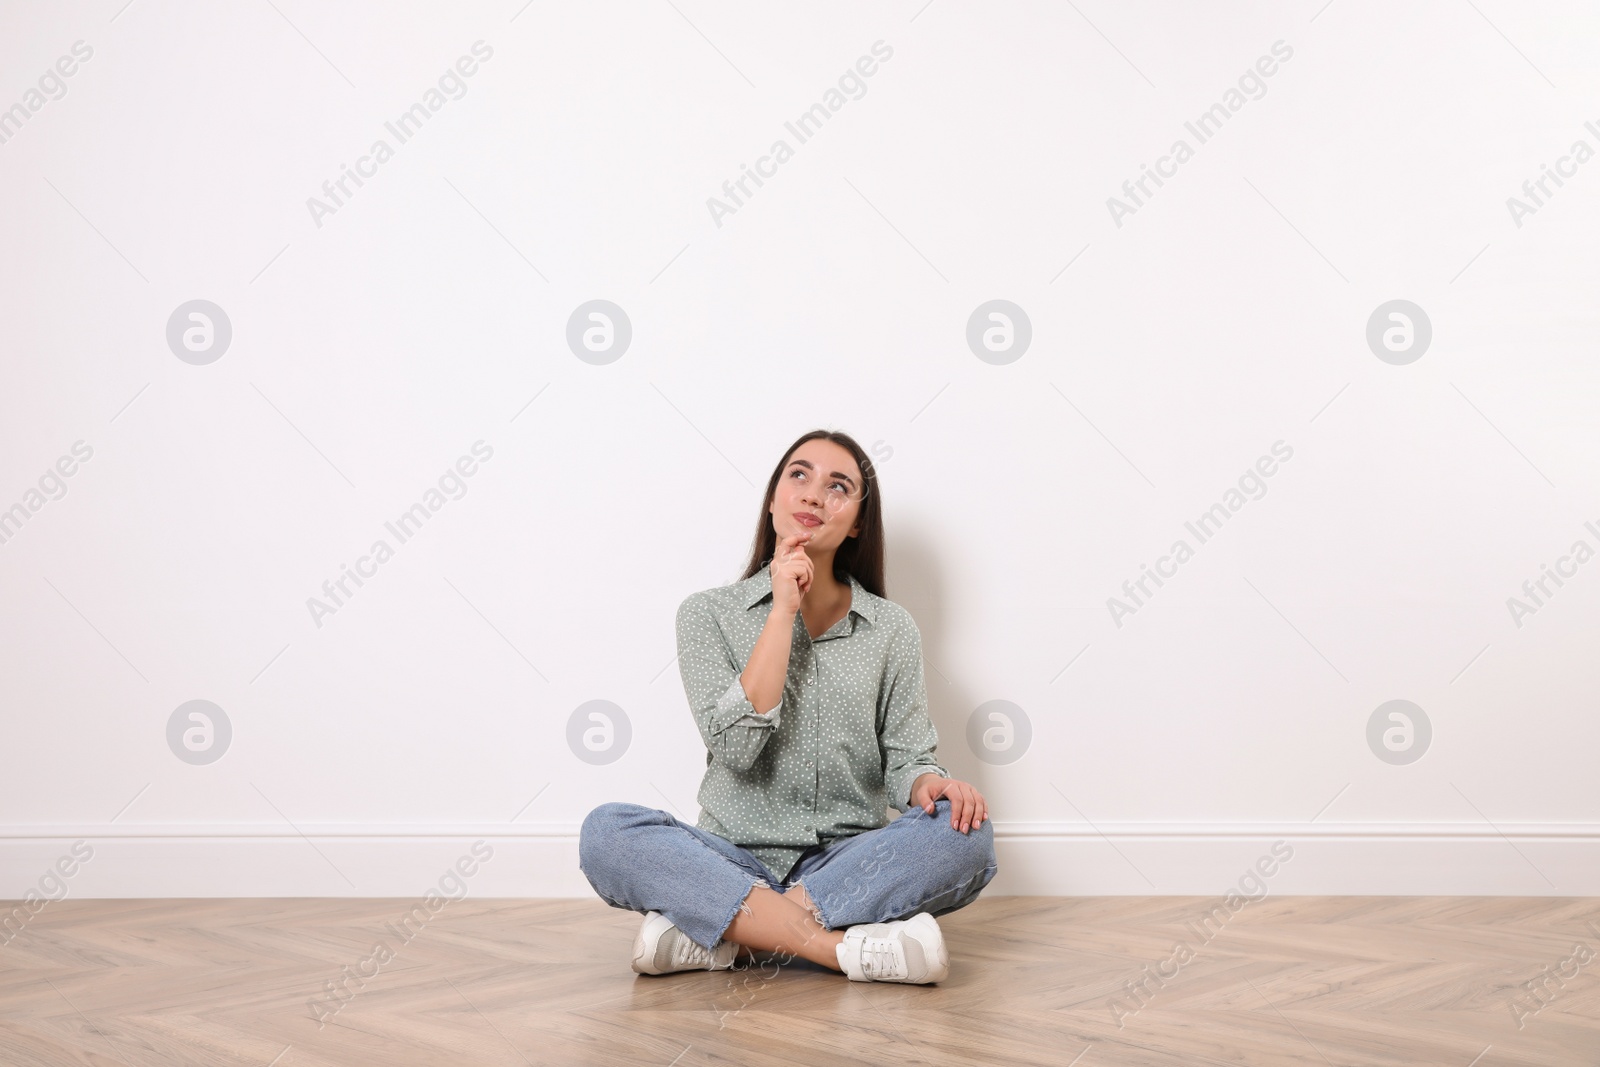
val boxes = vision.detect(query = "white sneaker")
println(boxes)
[835,912,949,984]
[631,911,740,975]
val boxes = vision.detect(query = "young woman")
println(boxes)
[579,429,996,984]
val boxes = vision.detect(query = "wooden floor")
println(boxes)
[2,895,1597,1066]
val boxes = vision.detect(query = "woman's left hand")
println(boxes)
[910,774,987,834]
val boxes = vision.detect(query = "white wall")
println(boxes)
[2,1,1597,902]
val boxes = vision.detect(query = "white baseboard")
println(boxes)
[2,822,1597,901]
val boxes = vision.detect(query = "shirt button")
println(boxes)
[805,758,813,766]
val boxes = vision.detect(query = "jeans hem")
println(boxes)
[789,877,832,931]
[709,875,767,953]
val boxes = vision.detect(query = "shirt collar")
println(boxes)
[739,562,878,626]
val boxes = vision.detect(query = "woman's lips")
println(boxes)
[793,513,822,527]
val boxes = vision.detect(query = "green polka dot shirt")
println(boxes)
[674,562,949,882]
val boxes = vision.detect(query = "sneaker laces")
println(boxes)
[666,929,716,970]
[856,936,908,980]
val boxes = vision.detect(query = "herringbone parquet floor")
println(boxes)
[2,895,1597,1065]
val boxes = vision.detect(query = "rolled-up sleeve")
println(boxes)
[676,594,782,773]
[879,617,949,809]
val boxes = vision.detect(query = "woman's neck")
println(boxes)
[804,569,848,608]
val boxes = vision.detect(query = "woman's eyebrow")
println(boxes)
[789,459,857,489]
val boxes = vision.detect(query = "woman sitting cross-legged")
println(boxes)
[579,429,997,984]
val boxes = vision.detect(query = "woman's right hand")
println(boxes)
[770,532,814,616]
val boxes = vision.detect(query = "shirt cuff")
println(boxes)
[722,677,782,729]
[893,765,948,809]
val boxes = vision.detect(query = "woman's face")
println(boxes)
[769,441,863,551]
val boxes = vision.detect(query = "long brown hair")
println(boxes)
[739,430,887,598]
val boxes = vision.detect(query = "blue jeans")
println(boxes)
[578,799,998,952]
